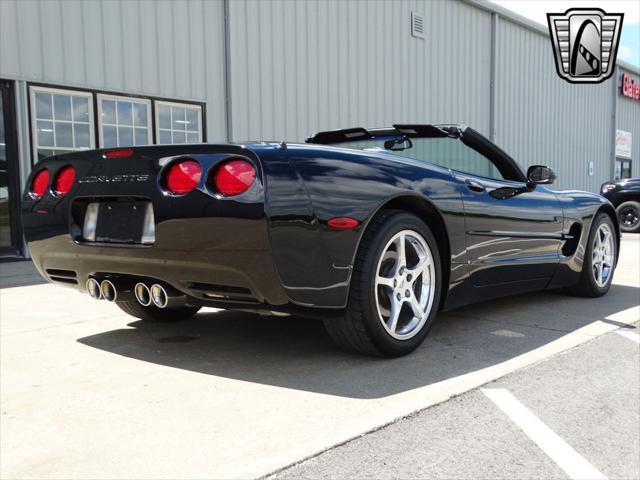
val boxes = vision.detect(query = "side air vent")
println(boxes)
[561,223,583,257]
[46,269,79,285]
[411,11,425,39]
[46,269,77,279]
[186,282,257,302]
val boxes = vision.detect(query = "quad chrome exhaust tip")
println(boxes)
[134,282,152,307]
[100,279,117,302]
[150,284,169,308]
[86,278,102,300]
[150,283,186,309]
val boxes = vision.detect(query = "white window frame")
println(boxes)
[154,100,203,145]
[97,93,153,148]
[29,86,95,162]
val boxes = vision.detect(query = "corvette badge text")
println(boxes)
[78,174,151,184]
[547,8,624,84]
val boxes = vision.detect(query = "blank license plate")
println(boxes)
[83,201,155,244]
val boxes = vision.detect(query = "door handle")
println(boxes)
[465,180,486,193]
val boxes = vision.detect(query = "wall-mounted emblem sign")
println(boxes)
[547,8,623,84]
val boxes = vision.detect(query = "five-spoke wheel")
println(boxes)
[569,212,618,297]
[591,223,615,288]
[322,211,442,357]
[374,230,436,340]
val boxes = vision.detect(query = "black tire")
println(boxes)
[616,201,640,233]
[566,212,617,297]
[116,300,201,322]
[323,211,442,357]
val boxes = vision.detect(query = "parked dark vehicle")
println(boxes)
[22,124,619,357]
[601,178,640,233]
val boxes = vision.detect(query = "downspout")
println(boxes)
[610,65,618,179]
[489,12,498,142]
[223,0,233,142]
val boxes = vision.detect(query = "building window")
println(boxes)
[97,94,152,148]
[615,158,632,180]
[155,101,202,144]
[30,87,94,161]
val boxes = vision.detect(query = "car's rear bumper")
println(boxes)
[25,215,289,306]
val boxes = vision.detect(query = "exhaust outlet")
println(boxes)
[86,278,102,300]
[100,280,117,302]
[150,284,186,309]
[134,283,152,307]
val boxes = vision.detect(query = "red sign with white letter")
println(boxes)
[621,73,640,101]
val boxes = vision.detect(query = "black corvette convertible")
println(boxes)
[22,124,619,357]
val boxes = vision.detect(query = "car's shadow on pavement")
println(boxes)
[77,284,639,399]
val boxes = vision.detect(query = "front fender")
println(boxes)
[549,191,619,287]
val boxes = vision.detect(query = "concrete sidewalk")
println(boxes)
[273,322,640,479]
[1,236,638,479]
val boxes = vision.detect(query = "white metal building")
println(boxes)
[1,0,639,258]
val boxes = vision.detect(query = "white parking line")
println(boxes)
[482,388,606,480]
[616,329,640,344]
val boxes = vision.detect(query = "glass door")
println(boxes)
[0,80,22,257]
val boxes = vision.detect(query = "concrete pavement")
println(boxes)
[1,236,638,479]
[273,322,640,479]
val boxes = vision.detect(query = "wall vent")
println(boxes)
[411,11,425,39]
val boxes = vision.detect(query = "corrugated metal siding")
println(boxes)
[228,0,492,142]
[617,68,640,178]
[495,18,614,192]
[1,0,639,187]
[0,0,227,141]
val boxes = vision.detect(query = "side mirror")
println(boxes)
[527,165,556,186]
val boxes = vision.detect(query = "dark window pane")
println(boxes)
[37,120,54,147]
[134,127,148,146]
[133,103,148,127]
[103,126,117,147]
[35,92,53,120]
[117,102,133,126]
[73,97,89,123]
[118,126,134,146]
[159,129,171,144]
[102,100,116,125]
[158,106,171,129]
[53,95,72,121]
[74,123,90,148]
[55,122,73,148]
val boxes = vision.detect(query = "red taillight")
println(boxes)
[54,166,76,196]
[31,169,50,199]
[165,159,202,195]
[104,149,134,159]
[212,159,256,196]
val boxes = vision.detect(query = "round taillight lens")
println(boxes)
[54,166,76,196]
[212,159,256,196]
[31,169,50,199]
[165,159,202,195]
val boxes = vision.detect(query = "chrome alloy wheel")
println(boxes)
[374,229,436,340]
[592,223,615,288]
